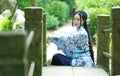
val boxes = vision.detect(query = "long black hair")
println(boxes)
[72,11,94,62]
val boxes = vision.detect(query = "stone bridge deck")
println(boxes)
[42,66,109,76]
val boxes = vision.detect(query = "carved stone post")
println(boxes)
[25,7,43,76]
[97,14,110,73]
[111,6,120,76]
[0,31,27,76]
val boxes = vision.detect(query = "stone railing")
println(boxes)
[97,6,120,76]
[0,7,47,76]
[0,31,30,76]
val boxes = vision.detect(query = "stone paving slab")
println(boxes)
[42,66,109,76]
[73,67,109,76]
[43,66,73,76]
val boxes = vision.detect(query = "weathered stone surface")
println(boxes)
[25,7,43,21]
[97,14,110,73]
[43,13,47,65]
[111,6,120,76]
[25,7,43,76]
[0,31,27,60]
[0,31,28,76]
[0,61,28,76]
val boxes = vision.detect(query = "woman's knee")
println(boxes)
[53,53,62,59]
[51,53,63,65]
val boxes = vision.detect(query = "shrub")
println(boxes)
[46,14,59,30]
[76,0,119,36]
[19,0,32,10]
[53,0,75,16]
[45,1,70,25]
[84,7,110,36]
[0,16,13,31]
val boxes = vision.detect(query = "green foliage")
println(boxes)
[18,0,32,10]
[45,1,70,25]
[75,0,119,36]
[103,0,120,7]
[86,7,110,36]
[37,0,71,29]
[76,0,120,9]
[37,0,52,8]
[0,16,13,31]
[53,0,76,16]
[46,14,59,30]
[37,0,73,29]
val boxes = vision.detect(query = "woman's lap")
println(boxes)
[51,53,72,66]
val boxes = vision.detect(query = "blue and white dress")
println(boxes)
[48,26,95,67]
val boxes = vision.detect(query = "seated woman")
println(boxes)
[47,10,95,67]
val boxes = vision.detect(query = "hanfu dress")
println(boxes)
[48,26,94,67]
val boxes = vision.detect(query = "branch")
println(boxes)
[9,0,19,20]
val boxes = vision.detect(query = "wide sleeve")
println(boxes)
[48,30,87,56]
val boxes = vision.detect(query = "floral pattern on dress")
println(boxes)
[48,26,94,67]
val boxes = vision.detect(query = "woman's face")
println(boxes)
[73,14,84,29]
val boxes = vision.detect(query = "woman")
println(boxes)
[47,10,95,67]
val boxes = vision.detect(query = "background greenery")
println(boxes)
[75,0,120,37]
[0,0,75,31]
[0,0,120,33]
[37,0,75,29]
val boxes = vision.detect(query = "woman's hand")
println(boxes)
[47,37,61,51]
[47,38,51,45]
